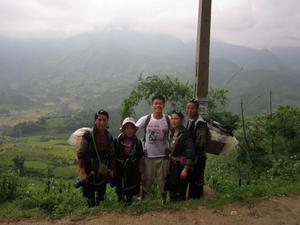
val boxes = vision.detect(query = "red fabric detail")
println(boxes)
[95,132,108,152]
[77,159,85,168]
[170,156,187,166]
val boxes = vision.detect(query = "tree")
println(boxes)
[236,105,300,177]
[120,75,239,129]
[208,88,240,129]
[120,75,193,120]
[266,105,300,157]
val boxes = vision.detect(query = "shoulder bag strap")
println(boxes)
[90,131,102,163]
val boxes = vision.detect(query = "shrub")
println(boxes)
[0,173,20,202]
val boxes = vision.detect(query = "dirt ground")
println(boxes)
[1,195,299,225]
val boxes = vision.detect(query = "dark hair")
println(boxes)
[94,109,109,120]
[187,98,199,109]
[171,110,184,119]
[151,95,165,104]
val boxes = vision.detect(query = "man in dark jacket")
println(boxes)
[186,99,208,198]
[77,110,114,207]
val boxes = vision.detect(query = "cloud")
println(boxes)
[0,0,299,48]
[212,0,300,48]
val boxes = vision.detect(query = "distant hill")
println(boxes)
[0,29,299,123]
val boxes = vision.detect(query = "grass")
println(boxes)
[0,175,299,219]
[0,134,299,219]
[0,184,203,218]
[25,161,48,170]
[54,165,77,178]
[0,135,76,178]
[203,178,300,208]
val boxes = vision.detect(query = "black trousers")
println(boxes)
[188,156,206,198]
[82,178,107,206]
[165,161,189,200]
[115,160,139,202]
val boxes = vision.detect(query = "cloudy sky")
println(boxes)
[0,0,299,48]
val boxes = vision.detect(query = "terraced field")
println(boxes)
[0,135,77,179]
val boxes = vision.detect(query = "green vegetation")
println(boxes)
[0,135,77,179]
[1,111,93,137]
[0,76,299,218]
[206,105,300,205]
[0,174,212,218]
[121,75,193,120]
[121,75,239,128]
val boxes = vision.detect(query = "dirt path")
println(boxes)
[1,195,299,225]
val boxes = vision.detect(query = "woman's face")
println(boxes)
[186,102,198,119]
[123,123,136,137]
[170,113,182,129]
[95,115,108,130]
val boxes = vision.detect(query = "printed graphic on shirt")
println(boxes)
[149,129,160,142]
[136,114,169,158]
[147,124,168,142]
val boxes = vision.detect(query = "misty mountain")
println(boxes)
[271,47,300,73]
[0,29,299,120]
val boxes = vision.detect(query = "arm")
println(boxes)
[135,115,147,130]
[184,134,195,167]
[181,133,195,179]
[77,135,89,182]
[136,140,145,173]
[195,122,208,150]
[108,135,116,176]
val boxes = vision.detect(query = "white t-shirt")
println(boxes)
[136,114,169,158]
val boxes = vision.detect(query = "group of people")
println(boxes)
[77,95,208,207]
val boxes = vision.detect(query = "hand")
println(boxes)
[79,170,88,183]
[180,167,188,179]
[109,170,114,178]
[143,149,148,157]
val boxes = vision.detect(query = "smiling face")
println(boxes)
[95,115,108,131]
[170,113,182,129]
[151,99,164,115]
[122,123,136,137]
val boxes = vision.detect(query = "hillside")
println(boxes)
[0,29,299,125]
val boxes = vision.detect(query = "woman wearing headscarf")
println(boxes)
[113,117,144,206]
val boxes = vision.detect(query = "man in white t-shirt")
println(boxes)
[136,95,170,204]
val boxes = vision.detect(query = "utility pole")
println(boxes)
[194,0,212,118]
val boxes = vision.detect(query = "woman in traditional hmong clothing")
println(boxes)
[165,110,194,201]
[113,117,144,205]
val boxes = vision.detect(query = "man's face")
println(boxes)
[152,99,164,114]
[95,115,108,130]
[186,102,198,119]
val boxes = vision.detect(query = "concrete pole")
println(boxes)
[194,0,212,118]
